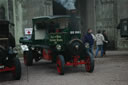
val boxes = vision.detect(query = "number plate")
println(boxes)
[21,45,29,51]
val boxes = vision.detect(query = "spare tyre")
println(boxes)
[67,39,85,56]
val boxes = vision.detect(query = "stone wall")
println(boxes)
[0,0,9,20]
[1,0,128,49]
[78,0,128,50]
[95,0,117,50]
[22,0,53,28]
[13,0,53,44]
[0,0,15,36]
[8,0,15,35]
[78,0,95,36]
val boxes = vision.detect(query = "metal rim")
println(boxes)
[85,56,91,71]
[56,57,62,74]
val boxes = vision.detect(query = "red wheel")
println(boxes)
[56,55,65,75]
[85,56,91,71]
[85,55,94,73]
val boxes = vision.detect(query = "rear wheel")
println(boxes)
[23,51,33,66]
[56,55,65,75]
[12,58,21,80]
[85,54,94,73]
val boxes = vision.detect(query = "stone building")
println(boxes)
[14,0,53,44]
[78,0,128,50]
[0,0,14,34]
[0,0,127,49]
[0,0,53,44]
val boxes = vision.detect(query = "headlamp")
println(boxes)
[56,44,61,51]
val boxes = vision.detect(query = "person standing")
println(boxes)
[95,30,108,57]
[102,30,109,55]
[83,29,95,57]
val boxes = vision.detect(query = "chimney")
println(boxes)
[68,9,79,31]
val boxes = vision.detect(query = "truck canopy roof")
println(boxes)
[0,20,14,26]
[33,15,70,20]
[0,20,9,24]
[32,15,70,24]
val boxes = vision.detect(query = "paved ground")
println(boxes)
[0,51,128,85]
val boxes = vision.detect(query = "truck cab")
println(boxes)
[117,18,128,37]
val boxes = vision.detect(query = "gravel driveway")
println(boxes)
[0,51,128,85]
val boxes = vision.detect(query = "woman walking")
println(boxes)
[95,30,108,57]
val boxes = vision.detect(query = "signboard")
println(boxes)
[25,28,33,35]
[21,45,29,51]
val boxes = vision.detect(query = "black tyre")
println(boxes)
[56,55,65,75]
[12,58,21,80]
[24,51,33,66]
[68,39,85,56]
[85,53,94,73]
[0,46,7,64]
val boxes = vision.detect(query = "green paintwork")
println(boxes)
[19,15,81,50]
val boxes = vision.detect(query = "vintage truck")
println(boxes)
[117,18,128,38]
[20,15,94,75]
[0,20,21,80]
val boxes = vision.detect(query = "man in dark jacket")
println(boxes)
[102,30,109,55]
[83,29,95,57]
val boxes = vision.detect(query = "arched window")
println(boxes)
[0,6,5,19]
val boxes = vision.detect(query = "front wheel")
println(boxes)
[85,54,94,73]
[12,58,21,80]
[56,55,65,75]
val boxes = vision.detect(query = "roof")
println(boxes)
[32,15,80,24]
[32,15,70,20]
[0,19,9,24]
[0,19,14,26]
[120,18,128,22]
